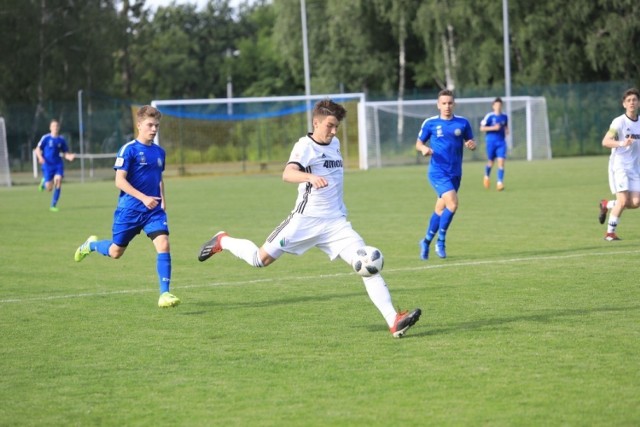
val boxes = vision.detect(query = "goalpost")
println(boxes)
[0,117,11,187]
[361,96,551,169]
[147,94,549,173]
[150,93,366,175]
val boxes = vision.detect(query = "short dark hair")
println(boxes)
[312,99,346,122]
[493,97,503,104]
[622,88,640,101]
[438,89,454,99]
[137,105,162,122]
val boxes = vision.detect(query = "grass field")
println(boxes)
[1,156,639,426]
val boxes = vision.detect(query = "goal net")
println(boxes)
[0,117,11,187]
[361,96,551,169]
[150,93,366,175]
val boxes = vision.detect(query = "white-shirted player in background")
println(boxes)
[598,88,640,240]
[197,99,421,338]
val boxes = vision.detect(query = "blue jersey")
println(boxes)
[113,140,165,212]
[37,133,69,165]
[480,112,508,144]
[418,115,474,177]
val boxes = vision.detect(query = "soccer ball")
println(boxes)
[351,246,384,277]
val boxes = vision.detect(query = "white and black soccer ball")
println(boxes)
[351,246,384,277]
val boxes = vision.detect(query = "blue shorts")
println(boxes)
[429,171,461,198]
[111,207,169,247]
[42,163,64,182]
[486,140,507,161]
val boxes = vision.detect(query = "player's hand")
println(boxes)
[465,140,477,150]
[143,196,162,209]
[620,135,634,148]
[66,153,76,161]
[420,146,433,157]
[309,175,328,189]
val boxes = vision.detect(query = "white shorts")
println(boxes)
[609,167,640,194]
[262,213,364,261]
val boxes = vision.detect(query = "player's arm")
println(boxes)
[282,162,328,188]
[159,179,166,210]
[34,145,44,164]
[602,128,632,148]
[63,152,75,161]
[463,122,477,150]
[416,138,432,156]
[115,169,160,209]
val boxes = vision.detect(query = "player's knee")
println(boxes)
[109,245,126,259]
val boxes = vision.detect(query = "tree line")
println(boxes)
[0,0,638,158]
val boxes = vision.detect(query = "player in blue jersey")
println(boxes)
[196,99,421,338]
[416,89,476,260]
[73,105,180,308]
[34,119,75,211]
[480,97,509,191]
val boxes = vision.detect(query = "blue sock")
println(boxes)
[93,240,113,257]
[438,208,456,241]
[157,253,171,293]
[425,212,441,243]
[497,168,505,182]
[52,188,61,207]
[485,165,491,177]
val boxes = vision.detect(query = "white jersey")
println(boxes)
[608,114,640,172]
[287,134,346,218]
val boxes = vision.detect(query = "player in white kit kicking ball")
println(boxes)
[197,99,421,338]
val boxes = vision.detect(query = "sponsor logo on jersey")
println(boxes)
[323,159,343,168]
[138,152,147,165]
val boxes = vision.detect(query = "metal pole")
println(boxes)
[78,89,85,183]
[301,0,312,130]
[502,0,513,152]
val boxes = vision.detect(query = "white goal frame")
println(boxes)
[362,96,551,169]
[0,117,11,187]
[150,93,367,170]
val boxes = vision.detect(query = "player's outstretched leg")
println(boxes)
[74,235,98,262]
[598,199,608,225]
[158,292,181,308]
[198,231,228,262]
[390,308,422,338]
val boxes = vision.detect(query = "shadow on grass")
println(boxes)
[411,305,640,337]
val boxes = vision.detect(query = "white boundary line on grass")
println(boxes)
[2,249,638,304]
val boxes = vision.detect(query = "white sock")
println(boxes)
[222,236,264,267]
[607,215,619,233]
[362,275,397,327]
[607,200,616,209]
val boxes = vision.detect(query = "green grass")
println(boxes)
[1,156,639,426]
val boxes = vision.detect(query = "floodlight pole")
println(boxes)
[301,0,312,130]
[78,89,85,183]
[503,0,513,151]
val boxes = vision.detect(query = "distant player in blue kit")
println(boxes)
[480,97,509,191]
[416,89,476,260]
[74,105,180,308]
[34,119,75,211]
[197,99,421,338]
